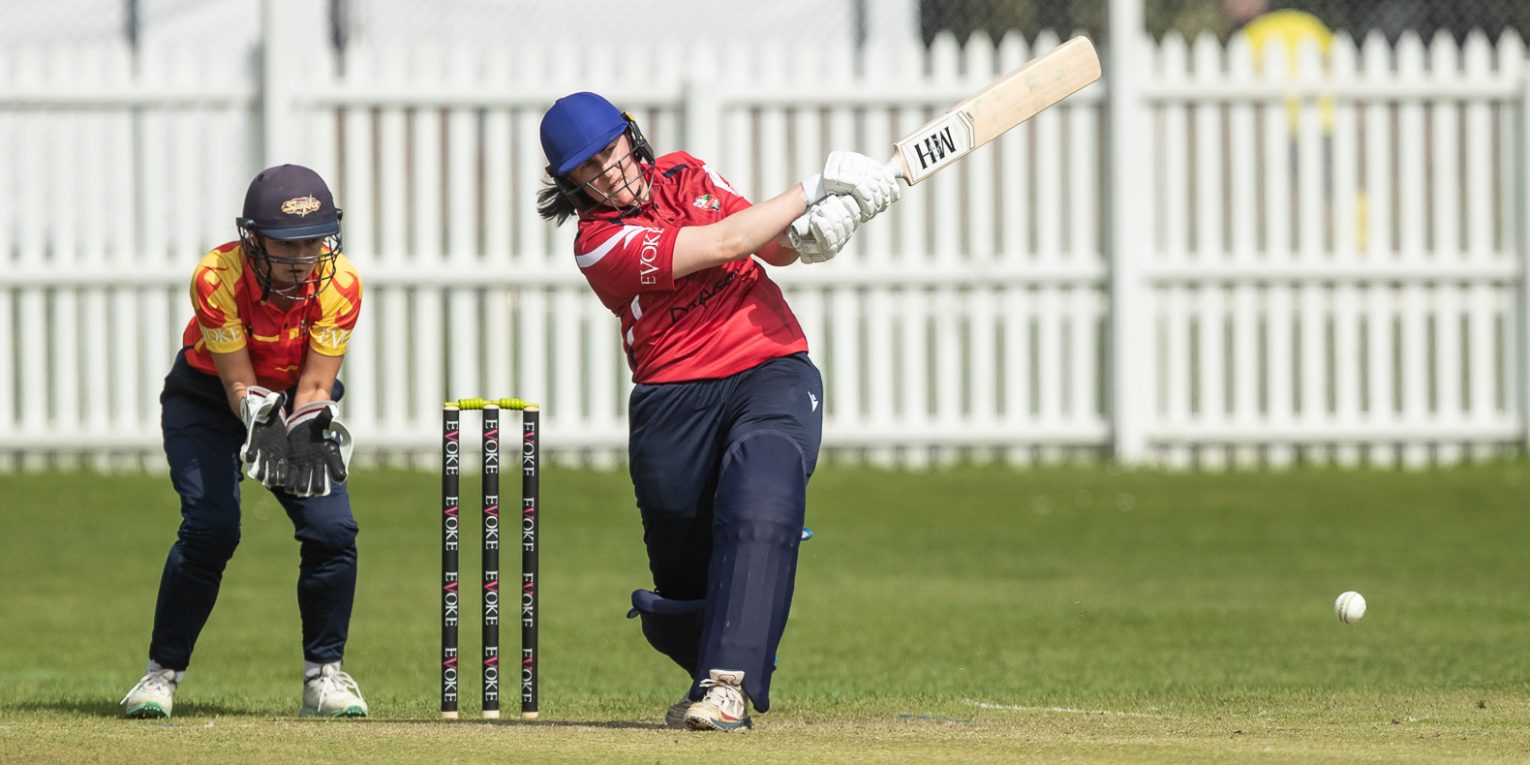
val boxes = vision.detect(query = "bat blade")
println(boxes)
[891,36,1101,185]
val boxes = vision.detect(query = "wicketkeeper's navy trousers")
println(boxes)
[148,348,357,670]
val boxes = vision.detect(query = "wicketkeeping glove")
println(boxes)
[239,386,289,489]
[283,400,354,498]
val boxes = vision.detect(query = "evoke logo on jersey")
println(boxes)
[314,326,352,348]
[638,230,662,285]
[203,325,244,346]
[281,195,323,217]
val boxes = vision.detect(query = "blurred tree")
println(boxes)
[921,0,1036,43]
[918,0,1530,44]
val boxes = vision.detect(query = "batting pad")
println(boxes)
[629,589,705,676]
[696,430,807,712]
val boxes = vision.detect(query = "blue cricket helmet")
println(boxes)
[540,92,630,177]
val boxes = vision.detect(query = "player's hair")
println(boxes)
[536,178,590,226]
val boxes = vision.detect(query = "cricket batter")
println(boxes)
[120,165,368,719]
[538,92,898,731]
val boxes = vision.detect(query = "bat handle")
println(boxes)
[886,156,908,184]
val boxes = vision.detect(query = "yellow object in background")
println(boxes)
[1243,9,1333,61]
[1353,188,1369,254]
[1241,9,1335,133]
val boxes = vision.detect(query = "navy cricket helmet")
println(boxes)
[240,164,341,240]
[236,164,343,300]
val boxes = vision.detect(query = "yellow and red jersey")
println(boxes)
[180,241,362,390]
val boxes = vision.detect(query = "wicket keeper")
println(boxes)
[120,165,368,719]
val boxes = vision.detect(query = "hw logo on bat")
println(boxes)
[896,112,975,184]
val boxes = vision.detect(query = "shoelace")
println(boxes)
[696,678,744,716]
[120,671,175,705]
[308,670,364,710]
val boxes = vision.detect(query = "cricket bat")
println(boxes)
[891,36,1101,184]
[791,37,1100,249]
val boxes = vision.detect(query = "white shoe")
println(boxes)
[664,694,692,728]
[121,668,178,719]
[300,663,368,718]
[683,669,752,732]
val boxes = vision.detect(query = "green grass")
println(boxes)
[3,462,1530,763]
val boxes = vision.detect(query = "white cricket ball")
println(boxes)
[1334,591,1367,624]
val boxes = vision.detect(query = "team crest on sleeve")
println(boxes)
[692,194,721,212]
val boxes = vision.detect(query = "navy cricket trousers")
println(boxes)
[628,352,823,711]
[149,349,358,670]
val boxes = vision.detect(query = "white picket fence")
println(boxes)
[1,7,1527,470]
[1126,30,1530,468]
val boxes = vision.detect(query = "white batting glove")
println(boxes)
[788,195,862,265]
[821,150,901,220]
[800,172,829,206]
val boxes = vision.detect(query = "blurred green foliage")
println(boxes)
[921,0,1530,43]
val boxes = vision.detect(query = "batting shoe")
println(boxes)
[300,663,368,718]
[121,667,178,719]
[664,694,693,728]
[683,669,752,732]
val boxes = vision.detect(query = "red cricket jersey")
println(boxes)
[572,151,807,383]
